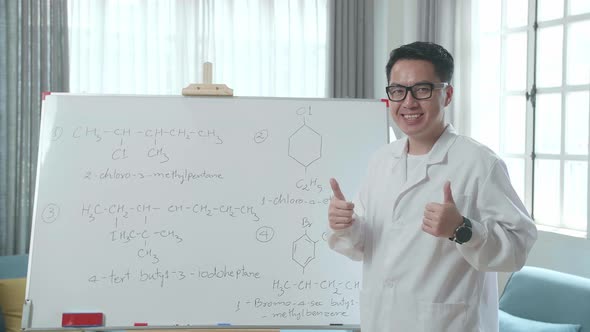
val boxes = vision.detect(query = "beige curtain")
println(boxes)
[0,0,69,255]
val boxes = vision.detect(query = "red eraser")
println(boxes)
[61,313,104,327]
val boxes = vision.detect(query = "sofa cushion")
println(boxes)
[499,266,590,329]
[499,310,581,332]
[0,278,26,332]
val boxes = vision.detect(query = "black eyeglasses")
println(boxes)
[385,82,448,102]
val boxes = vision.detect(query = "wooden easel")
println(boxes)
[182,62,233,96]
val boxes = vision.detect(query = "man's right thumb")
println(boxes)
[330,178,346,200]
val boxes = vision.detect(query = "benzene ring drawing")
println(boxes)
[292,232,317,273]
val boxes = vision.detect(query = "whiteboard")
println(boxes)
[25,94,388,329]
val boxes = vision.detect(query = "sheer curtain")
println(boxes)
[68,0,328,97]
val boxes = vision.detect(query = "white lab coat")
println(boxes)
[329,125,537,332]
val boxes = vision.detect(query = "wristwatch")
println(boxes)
[449,216,472,244]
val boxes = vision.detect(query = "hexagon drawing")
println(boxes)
[288,123,322,169]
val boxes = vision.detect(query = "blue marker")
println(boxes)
[217,323,231,326]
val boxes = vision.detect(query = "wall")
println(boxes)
[498,230,590,293]
[526,231,590,276]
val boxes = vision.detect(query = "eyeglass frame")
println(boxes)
[385,82,449,102]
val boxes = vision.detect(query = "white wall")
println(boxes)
[374,0,590,291]
[498,231,590,293]
[526,231,590,276]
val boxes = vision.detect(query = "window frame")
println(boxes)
[487,0,590,237]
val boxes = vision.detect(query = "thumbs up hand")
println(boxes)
[422,181,463,238]
[328,178,355,230]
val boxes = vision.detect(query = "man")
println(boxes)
[328,42,537,331]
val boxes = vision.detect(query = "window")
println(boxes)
[67,0,328,97]
[471,0,590,236]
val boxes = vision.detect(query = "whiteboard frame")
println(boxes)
[25,93,391,331]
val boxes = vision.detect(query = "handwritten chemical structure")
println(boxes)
[50,126,225,164]
[109,144,172,163]
[80,202,261,223]
[63,126,225,145]
[109,228,184,244]
[295,177,324,193]
[272,279,360,297]
[288,117,323,172]
[292,231,317,274]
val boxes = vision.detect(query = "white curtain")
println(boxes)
[67,0,328,97]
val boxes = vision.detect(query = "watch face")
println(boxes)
[456,226,472,243]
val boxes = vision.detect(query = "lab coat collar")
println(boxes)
[391,124,458,165]
[389,124,458,211]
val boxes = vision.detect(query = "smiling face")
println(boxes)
[389,59,453,149]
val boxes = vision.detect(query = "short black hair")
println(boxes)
[385,41,454,83]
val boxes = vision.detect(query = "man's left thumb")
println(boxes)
[443,181,454,204]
